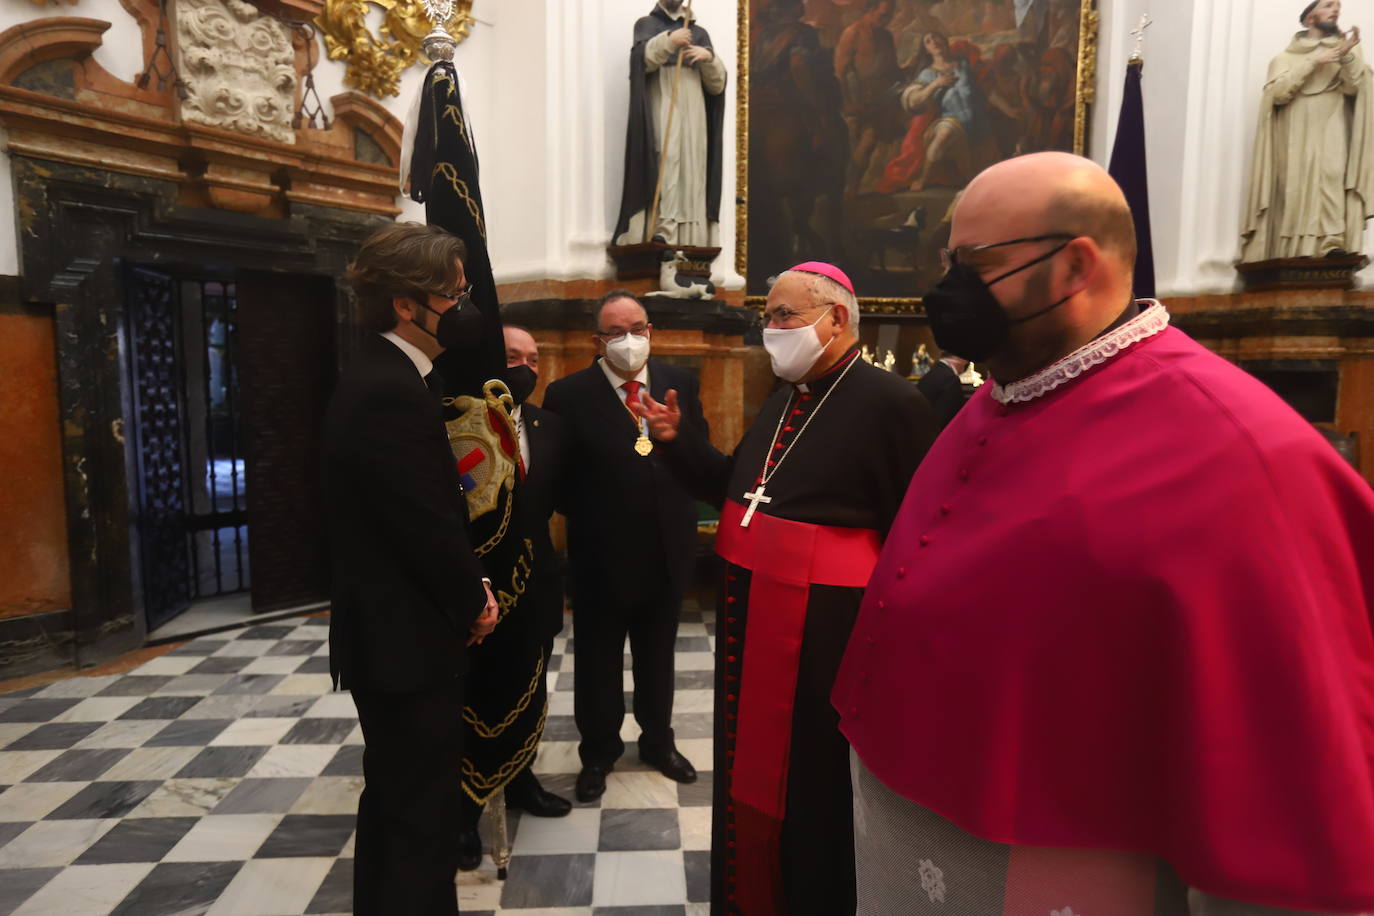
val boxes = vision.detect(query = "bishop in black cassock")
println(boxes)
[636,263,937,915]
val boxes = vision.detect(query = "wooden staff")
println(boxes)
[644,0,694,243]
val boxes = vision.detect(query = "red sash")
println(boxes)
[714,500,881,914]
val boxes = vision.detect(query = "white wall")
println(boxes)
[1092,0,1374,294]
[5,0,1364,293]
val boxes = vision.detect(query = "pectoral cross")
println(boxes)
[741,485,771,527]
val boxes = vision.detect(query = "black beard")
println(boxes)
[1317,20,1341,35]
[661,0,684,12]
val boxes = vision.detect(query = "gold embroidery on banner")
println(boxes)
[433,163,487,240]
[494,546,534,623]
[462,650,545,740]
[461,700,549,802]
[441,103,472,149]
[474,496,512,557]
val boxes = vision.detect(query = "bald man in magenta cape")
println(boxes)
[837,152,1374,914]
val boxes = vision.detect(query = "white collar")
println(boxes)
[600,357,650,392]
[380,330,433,378]
[989,301,1170,406]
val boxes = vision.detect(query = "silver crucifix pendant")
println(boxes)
[740,485,771,527]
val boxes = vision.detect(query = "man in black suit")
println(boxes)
[503,326,567,663]
[542,290,702,802]
[499,325,572,813]
[916,354,971,429]
[323,221,498,916]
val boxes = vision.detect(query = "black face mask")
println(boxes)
[503,364,537,406]
[923,237,1073,362]
[417,296,483,353]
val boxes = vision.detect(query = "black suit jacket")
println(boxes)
[542,358,707,608]
[916,361,969,430]
[322,334,488,694]
[517,401,566,642]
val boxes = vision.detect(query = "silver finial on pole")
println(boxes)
[1129,13,1153,64]
[422,0,457,61]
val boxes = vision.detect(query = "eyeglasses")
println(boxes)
[429,283,472,303]
[594,323,649,342]
[938,233,1077,273]
[757,303,833,330]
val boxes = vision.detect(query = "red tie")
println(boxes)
[622,380,643,411]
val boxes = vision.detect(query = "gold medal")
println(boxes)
[635,436,654,456]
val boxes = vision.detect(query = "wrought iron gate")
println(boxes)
[126,266,250,629]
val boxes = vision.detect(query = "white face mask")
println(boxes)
[762,307,833,382]
[603,331,651,374]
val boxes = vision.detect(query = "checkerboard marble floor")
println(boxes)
[0,606,717,915]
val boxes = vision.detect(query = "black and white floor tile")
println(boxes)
[0,607,717,915]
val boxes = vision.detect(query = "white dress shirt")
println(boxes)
[381,330,433,378]
[512,404,531,471]
[600,359,650,406]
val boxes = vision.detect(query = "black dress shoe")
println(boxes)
[575,764,610,802]
[506,782,573,818]
[640,747,697,784]
[457,826,482,871]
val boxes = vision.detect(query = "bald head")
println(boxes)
[940,153,1141,382]
[503,325,539,372]
[955,152,1136,284]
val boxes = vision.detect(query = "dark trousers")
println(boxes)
[574,587,681,767]
[351,680,465,916]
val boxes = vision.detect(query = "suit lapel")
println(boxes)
[648,360,671,405]
[590,360,641,438]
[523,405,549,487]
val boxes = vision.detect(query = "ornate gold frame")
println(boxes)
[316,0,475,98]
[736,0,1100,314]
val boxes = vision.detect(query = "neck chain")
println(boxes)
[757,354,858,486]
[618,381,653,456]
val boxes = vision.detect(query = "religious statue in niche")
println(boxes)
[1240,0,1374,277]
[612,0,728,256]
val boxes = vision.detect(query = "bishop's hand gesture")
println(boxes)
[632,389,681,442]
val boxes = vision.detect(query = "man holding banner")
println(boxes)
[406,25,566,875]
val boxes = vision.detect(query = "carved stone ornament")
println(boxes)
[174,0,297,143]
[316,0,473,98]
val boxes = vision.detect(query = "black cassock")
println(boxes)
[664,348,935,915]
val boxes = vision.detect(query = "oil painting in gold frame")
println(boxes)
[736,0,1099,313]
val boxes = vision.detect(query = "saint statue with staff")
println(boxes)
[612,0,729,248]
